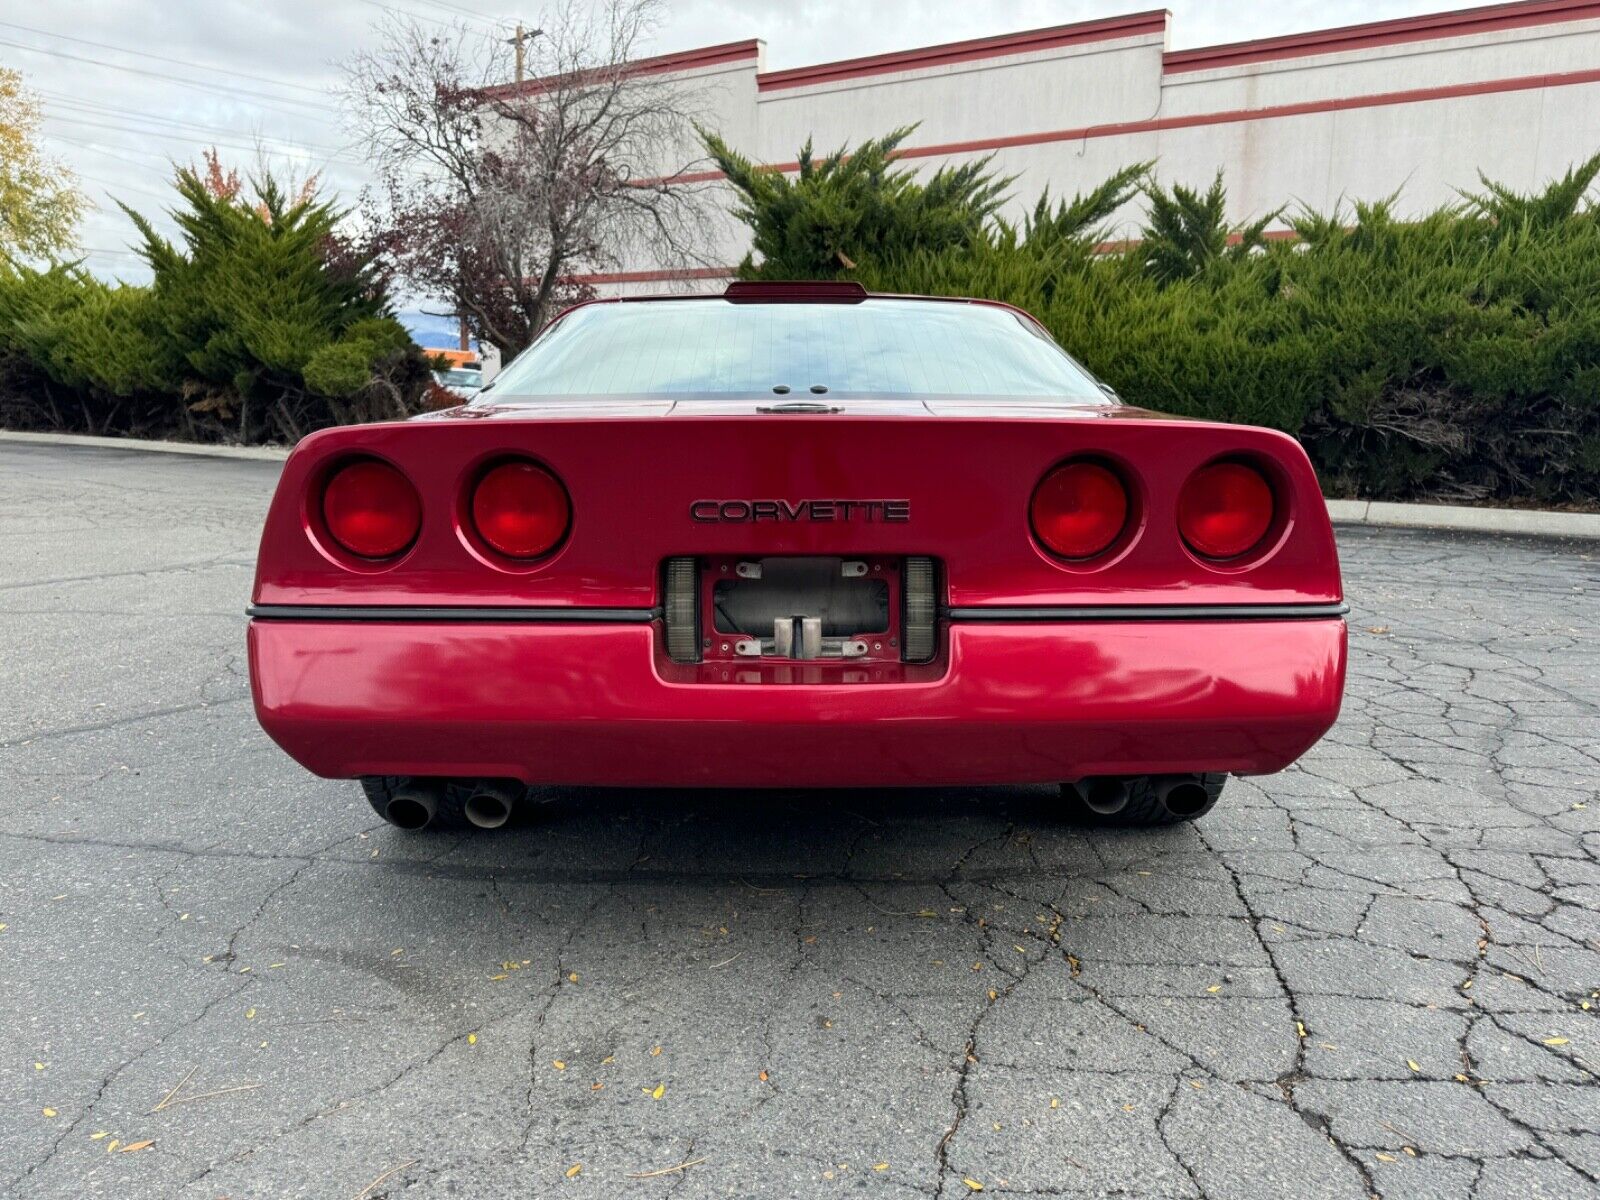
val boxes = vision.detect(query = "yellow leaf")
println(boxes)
[245,1008,256,1020]
[1543,1037,1570,1046]
[391,948,404,956]
[651,1045,663,1057]
[1376,1152,1397,1163]
[1122,1103,1136,1112]
[33,1062,44,1071]
[602,1055,615,1065]
[565,1163,582,1178]
[41,1108,57,1118]
[1296,1022,1307,1038]
[467,1033,477,1046]
[106,1139,119,1153]
[1403,1147,1416,1157]
[120,1140,154,1153]
[987,990,997,1002]
[90,1132,108,1141]
[1406,1060,1420,1072]
[651,1083,665,1100]
[963,1179,984,1192]
[568,972,579,983]
[873,1162,889,1172]
[489,973,508,981]
[1188,1080,1205,1090]
[1454,1074,1470,1083]
[1206,985,1221,994]
[553,1060,566,1070]
[1049,1098,1059,1109]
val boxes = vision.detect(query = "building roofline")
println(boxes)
[754,10,1169,93]
[1163,0,1600,74]
[485,38,761,99]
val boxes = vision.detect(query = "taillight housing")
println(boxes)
[470,460,570,559]
[1030,460,1130,560]
[321,459,422,560]
[1178,461,1276,560]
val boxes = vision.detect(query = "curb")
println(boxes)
[0,429,291,461]
[4,429,1596,541]
[1325,498,1600,541]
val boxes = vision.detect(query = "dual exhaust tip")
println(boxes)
[384,779,523,831]
[1072,775,1214,819]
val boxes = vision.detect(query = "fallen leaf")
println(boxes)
[1296,1022,1307,1038]
[1376,1152,1397,1163]
[873,1162,889,1172]
[1454,1073,1470,1083]
[120,1140,155,1153]
[1543,1037,1570,1046]
[33,1062,44,1071]
[106,1139,119,1153]
[1049,1098,1059,1109]
[567,972,579,983]
[565,1163,582,1178]
[1206,985,1221,994]
[591,1082,604,1091]
[963,1179,984,1192]
[552,1060,566,1070]
[758,1070,768,1082]
[1122,1103,1136,1112]
[489,973,509,981]
[90,1132,108,1141]
[41,1108,57,1118]
[650,1083,665,1100]
[651,1046,662,1057]
[245,1008,256,1021]
[1406,1060,1420,1072]
[601,1055,615,1065]
[1188,1081,1205,1090]
[1366,626,1390,634]
[467,1033,477,1046]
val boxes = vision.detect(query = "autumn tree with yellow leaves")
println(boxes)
[0,68,84,259]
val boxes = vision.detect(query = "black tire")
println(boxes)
[360,776,468,831]
[1059,773,1226,827]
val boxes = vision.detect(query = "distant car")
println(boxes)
[432,365,483,400]
[248,281,1347,832]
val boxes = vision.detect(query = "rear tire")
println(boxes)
[360,776,468,831]
[1060,774,1226,827]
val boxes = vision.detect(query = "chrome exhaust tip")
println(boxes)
[385,782,441,831]
[464,780,520,830]
[1155,776,1212,818]
[1074,776,1132,816]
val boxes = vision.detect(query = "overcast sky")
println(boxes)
[8,0,1500,287]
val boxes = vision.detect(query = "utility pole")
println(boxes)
[506,24,542,84]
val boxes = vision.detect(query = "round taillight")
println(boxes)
[321,459,421,559]
[471,461,570,559]
[1178,461,1275,559]
[1031,461,1129,560]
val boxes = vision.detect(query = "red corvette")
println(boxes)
[248,282,1347,831]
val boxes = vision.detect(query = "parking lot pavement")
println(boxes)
[0,440,1595,1200]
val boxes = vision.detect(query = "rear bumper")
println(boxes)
[247,613,1346,787]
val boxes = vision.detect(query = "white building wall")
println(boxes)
[568,0,1600,292]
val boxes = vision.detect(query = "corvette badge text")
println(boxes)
[691,499,911,523]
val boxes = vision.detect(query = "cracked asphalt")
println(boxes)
[1,440,1597,1200]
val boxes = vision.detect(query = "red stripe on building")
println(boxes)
[754,11,1168,93]
[485,39,761,99]
[1164,0,1600,74]
[637,63,1600,189]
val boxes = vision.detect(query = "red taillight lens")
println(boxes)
[321,459,421,559]
[471,461,570,559]
[1031,461,1129,559]
[1178,462,1275,559]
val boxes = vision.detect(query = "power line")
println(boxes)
[43,115,367,169]
[43,103,353,158]
[0,18,333,96]
[0,38,336,116]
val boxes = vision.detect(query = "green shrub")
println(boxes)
[741,132,1600,504]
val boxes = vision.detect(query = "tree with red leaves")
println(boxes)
[344,0,715,359]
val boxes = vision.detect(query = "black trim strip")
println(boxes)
[946,603,1349,622]
[247,604,659,623]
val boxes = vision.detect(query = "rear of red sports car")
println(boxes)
[247,283,1347,830]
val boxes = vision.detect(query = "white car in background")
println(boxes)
[432,364,485,401]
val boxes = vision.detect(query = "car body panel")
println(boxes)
[249,617,1347,786]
